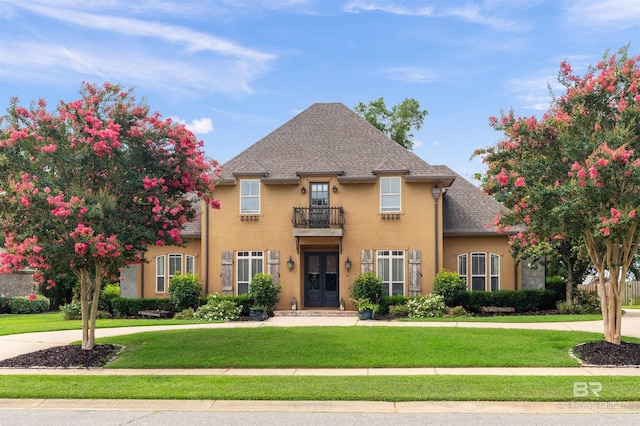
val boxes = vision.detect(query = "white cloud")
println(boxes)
[178,117,215,134]
[343,1,433,16]
[381,67,437,83]
[506,73,564,111]
[565,0,640,28]
[441,4,524,31]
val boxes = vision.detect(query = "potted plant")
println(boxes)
[248,273,281,321]
[352,298,379,320]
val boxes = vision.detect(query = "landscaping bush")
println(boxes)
[173,308,195,320]
[379,295,408,315]
[465,289,556,313]
[59,301,82,320]
[557,290,601,314]
[0,296,10,314]
[195,294,242,321]
[169,274,202,311]
[406,294,447,318]
[446,305,472,318]
[432,269,468,308]
[546,275,567,302]
[388,304,410,318]
[98,283,121,313]
[248,273,281,311]
[9,294,50,314]
[350,272,385,304]
[110,297,174,318]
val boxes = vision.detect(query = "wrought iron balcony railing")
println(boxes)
[292,207,344,229]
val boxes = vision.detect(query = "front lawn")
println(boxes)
[1,375,638,401]
[100,327,628,368]
[0,312,203,336]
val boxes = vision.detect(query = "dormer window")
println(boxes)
[240,179,260,214]
[380,176,401,212]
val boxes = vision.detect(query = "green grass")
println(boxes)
[0,312,204,336]
[99,327,630,368]
[400,314,603,323]
[0,375,638,401]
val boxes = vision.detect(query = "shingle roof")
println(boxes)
[180,197,202,238]
[442,170,511,236]
[217,102,507,237]
[219,103,455,183]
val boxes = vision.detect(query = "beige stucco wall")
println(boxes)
[137,238,203,299]
[442,235,519,291]
[205,175,442,310]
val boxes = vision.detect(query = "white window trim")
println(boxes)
[236,250,264,295]
[471,252,487,291]
[240,179,260,214]
[380,176,401,212]
[457,253,468,286]
[490,253,500,292]
[156,255,166,293]
[376,249,405,296]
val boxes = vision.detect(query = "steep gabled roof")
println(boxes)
[442,171,512,236]
[219,103,454,183]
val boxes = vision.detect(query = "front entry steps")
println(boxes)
[274,310,357,317]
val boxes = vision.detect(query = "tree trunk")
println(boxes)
[80,263,104,350]
[565,257,574,305]
[79,269,90,350]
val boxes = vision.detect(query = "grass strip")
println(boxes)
[98,327,635,369]
[0,375,638,401]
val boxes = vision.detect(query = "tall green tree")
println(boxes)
[0,82,220,349]
[475,47,640,344]
[354,97,427,150]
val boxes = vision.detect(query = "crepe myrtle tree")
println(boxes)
[474,47,640,345]
[0,82,220,350]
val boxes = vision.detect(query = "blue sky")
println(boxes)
[1,0,639,183]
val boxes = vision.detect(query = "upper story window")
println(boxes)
[240,179,260,214]
[380,177,401,212]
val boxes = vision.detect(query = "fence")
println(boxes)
[579,280,640,305]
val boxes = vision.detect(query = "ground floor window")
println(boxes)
[376,250,405,296]
[155,254,195,293]
[457,252,500,291]
[237,251,264,295]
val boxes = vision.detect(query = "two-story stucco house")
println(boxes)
[122,103,543,310]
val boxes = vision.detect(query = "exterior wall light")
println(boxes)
[301,186,306,194]
[287,255,295,271]
[344,257,352,272]
[332,185,338,193]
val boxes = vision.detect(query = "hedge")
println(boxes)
[464,289,556,313]
[379,295,408,315]
[109,297,175,318]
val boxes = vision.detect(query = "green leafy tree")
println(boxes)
[354,97,427,150]
[475,47,640,344]
[0,82,220,349]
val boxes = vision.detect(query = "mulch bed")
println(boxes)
[0,344,120,368]
[1,341,639,368]
[574,341,640,366]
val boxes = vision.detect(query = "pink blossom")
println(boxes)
[496,169,509,186]
[629,210,636,219]
[40,144,57,153]
[600,228,611,236]
[514,177,526,187]
[588,166,597,179]
[74,243,88,255]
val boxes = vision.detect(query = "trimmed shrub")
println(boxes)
[379,295,408,315]
[557,290,601,314]
[0,296,10,314]
[433,269,468,308]
[9,294,50,314]
[446,306,472,318]
[406,294,448,318]
[98,283,121,313]
[465,289,556,313]
[195,294,242,321]
[350,272,385,304]
[59,301,82,320]
[173,308,195,320]
[248,273,281,310]
[110,297,174,318]
[169,274,202,311]
[546,275,567,302]
[389,304,410,318]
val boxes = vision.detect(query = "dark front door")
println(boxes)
[304,252,339,308]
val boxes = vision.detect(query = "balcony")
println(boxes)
[292,206,344,229]
[292,207,344,253]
